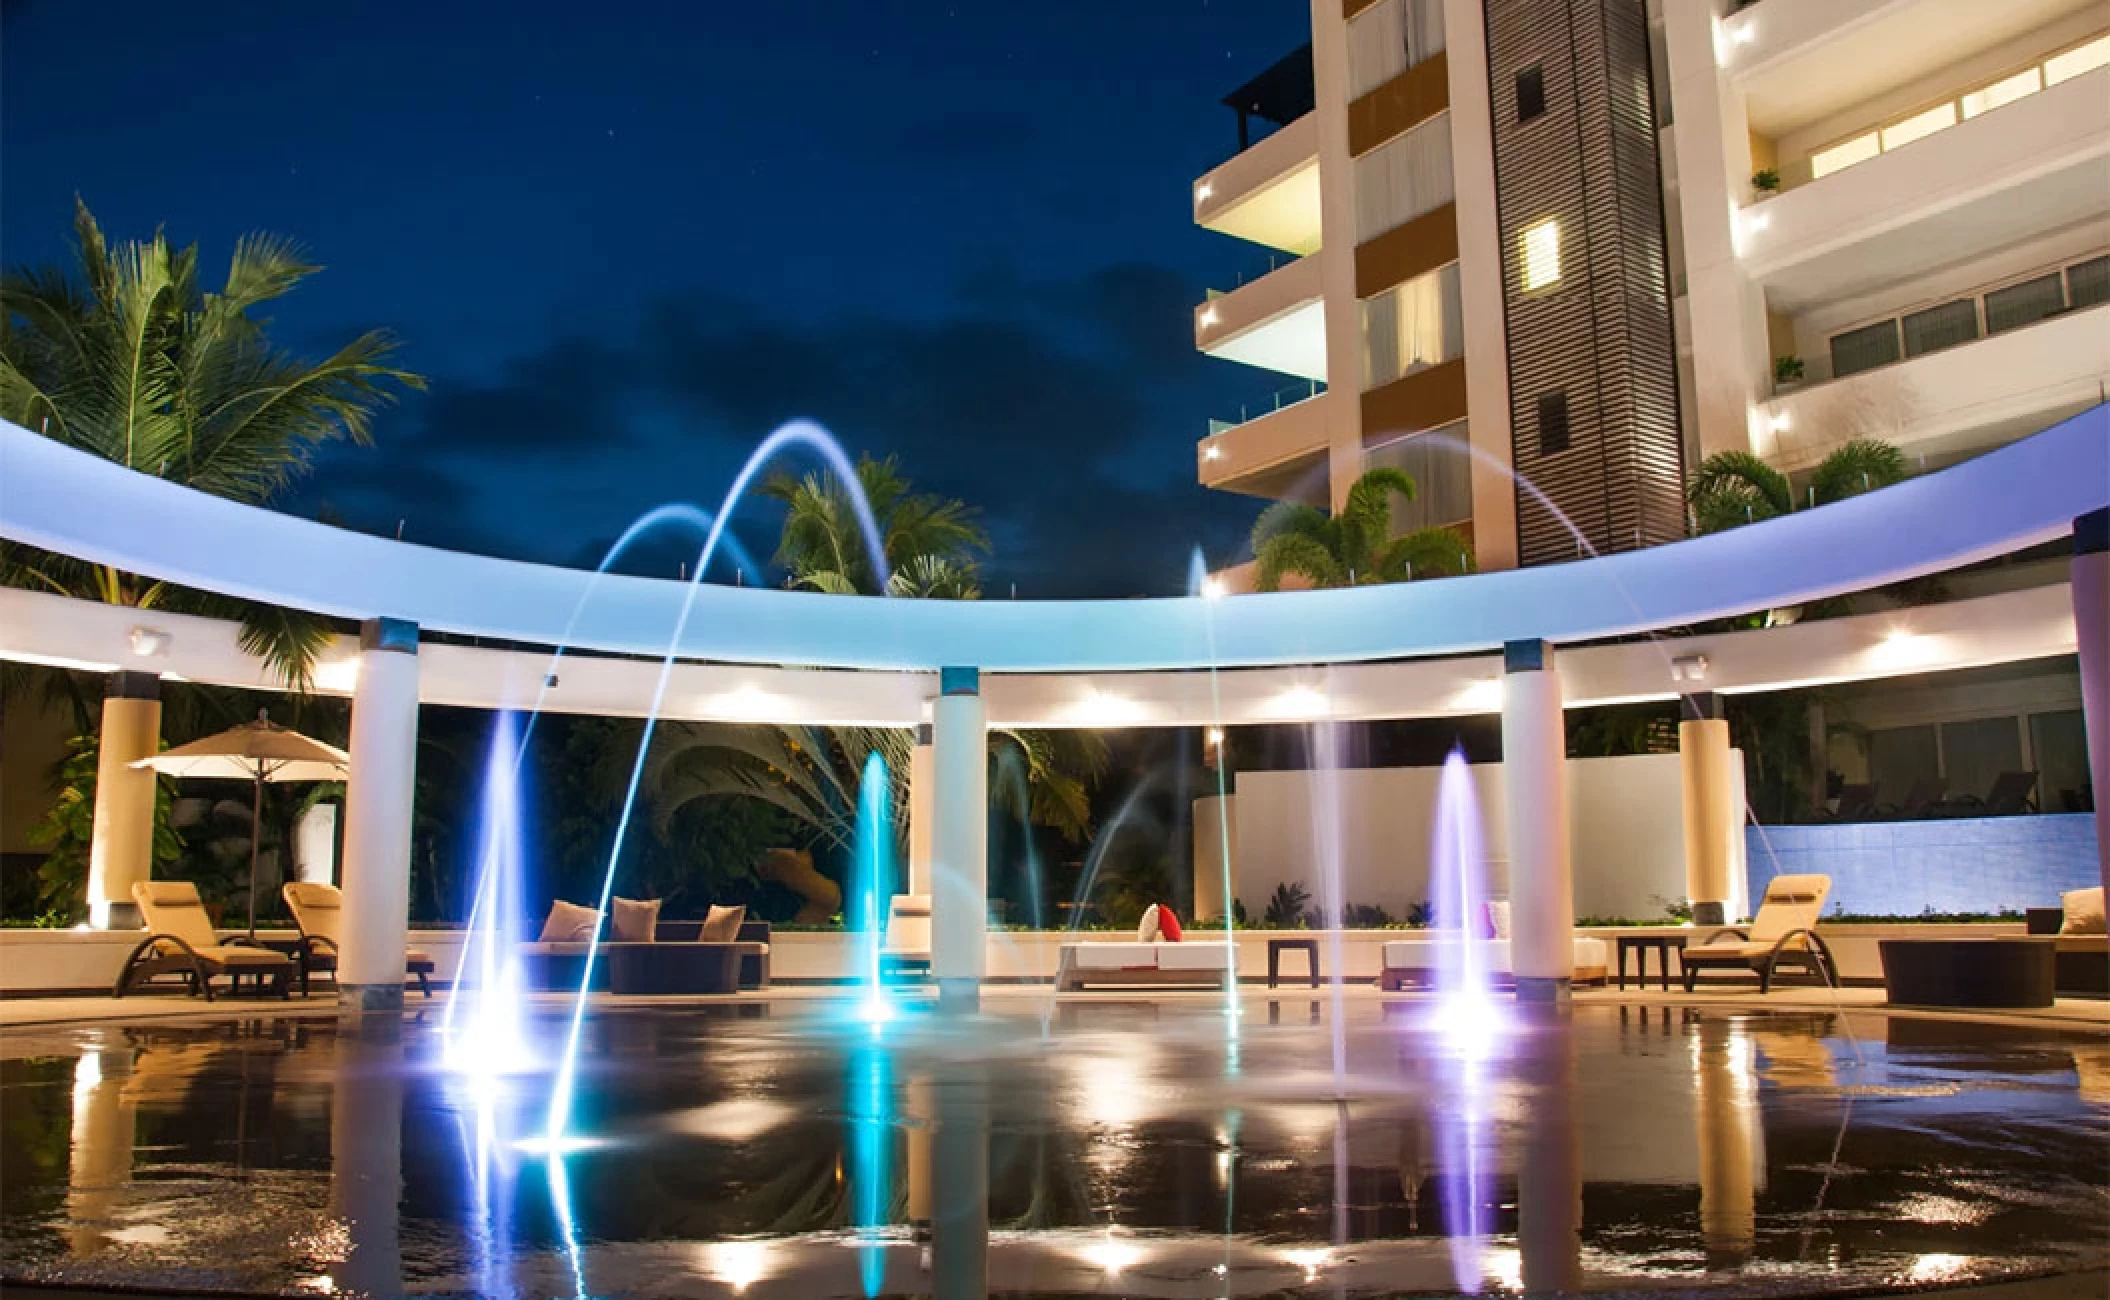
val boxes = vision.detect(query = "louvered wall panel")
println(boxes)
[1484,0,1684,567]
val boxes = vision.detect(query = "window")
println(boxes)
[1811,131,1879,179]
[1353,114,1455,242]
[1536,391,1570,456]
[1362,263,1463,389]
[1830,320,1901,378]
[1962,66,2041,118]
[1940,716,2023,806]
[1879,101,1956,152]
[1984,272,2064,335]
[2030,710,2091,813]
[1516,65,1546,122]
[2045,32,2110,86]
[1901,299,1978,358]
[1365,421,1472,533]
[1867,724,1939,802]
[1347,0,1447,98]
[2067,255,2109,310]
[1520,217,1561,291]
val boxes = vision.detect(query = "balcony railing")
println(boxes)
[1209,380,1325,436]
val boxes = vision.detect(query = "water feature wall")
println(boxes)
[1748,813,2098,915]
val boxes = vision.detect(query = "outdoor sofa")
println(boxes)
[1055,904,1233,990]
[519,899,770,994]
[2028,886,2108,997]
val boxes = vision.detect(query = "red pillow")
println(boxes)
[1156,906,1183,942]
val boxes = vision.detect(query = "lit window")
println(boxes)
[1961,67,2041,118]
[2046,33,2110,86]
[1879,102,1957,152]
[1520,218,1561,291]
[1810,131,1880,179]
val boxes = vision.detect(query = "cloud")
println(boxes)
[295,261,1262,596]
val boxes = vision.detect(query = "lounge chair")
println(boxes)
[283,881,435,999]
[115,881,296,1000]
[1979,770,2040,816]
[1823,784,1878,821]
[1681,873,1837,993]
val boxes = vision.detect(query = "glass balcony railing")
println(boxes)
[1208,380,1326,438]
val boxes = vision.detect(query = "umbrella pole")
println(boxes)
[249,771,263,941]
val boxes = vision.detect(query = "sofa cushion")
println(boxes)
[1136,903,1161,943]
[1070,942,1159,970]
[539,900,601,943]
[1487,900,1512,939]
[1156,942,1231,971]
[1157,906,1184,942]
[699,904,747,943]
[2061,887,2106,935]
[611,896,661,942]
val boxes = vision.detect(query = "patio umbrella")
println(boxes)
[133,711,350,939]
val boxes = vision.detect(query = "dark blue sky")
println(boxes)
[2,1,1309,597]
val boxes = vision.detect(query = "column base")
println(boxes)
[1691,901,1727,927]
[936,978,981,1012]
[99,902,142,931]
[1515,976,1572,1005]
[337,982,405,1013]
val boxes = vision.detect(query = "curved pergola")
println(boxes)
[1,408,2102,673]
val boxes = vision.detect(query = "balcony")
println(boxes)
[1753,300,2108,473]
[1723,0,2102,137]
[1736,64,2110,312]
[1197,383,1330,501]
[1195,251,1328,382]
[1193,112,1321,255]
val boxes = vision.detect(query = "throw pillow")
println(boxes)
[611,896,661,943]
[1487,900,1513,940]
[1157,906,1184,942]
[2061,886,2106,935]
[699,903,748,943]
[538,899,601,943]
[1136,902,1161,943]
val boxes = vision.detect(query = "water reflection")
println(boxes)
[4,1001,2104,1297]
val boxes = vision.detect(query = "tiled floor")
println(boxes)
[3,980,2104,1031]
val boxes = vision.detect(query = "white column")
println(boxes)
[2074,509,2110,890]
[1502,640,1574,1002]
[85,672,162,929]
[931,667,987,1009]
[908,725,935,898]
[338,618,420,1010]
[1680,693,1739,928]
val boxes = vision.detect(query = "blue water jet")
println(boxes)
[1429,747,1501,1054]
[545,419,893,1145]
[441,712,533,1077]
[847,1038,893,1296]
[853,751,896,1027]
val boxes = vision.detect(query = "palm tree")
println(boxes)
[763,453,987,596]
[1686,438,1907,534]
[0,199,422,686]
[1250,466,1473,592]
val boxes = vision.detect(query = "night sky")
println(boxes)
[2,1,1310,598]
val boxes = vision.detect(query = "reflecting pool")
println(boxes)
[2,999,2105,1297]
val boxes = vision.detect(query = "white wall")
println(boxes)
[1214,753,1707,923]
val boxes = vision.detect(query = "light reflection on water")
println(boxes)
[2,1000,2105,1298]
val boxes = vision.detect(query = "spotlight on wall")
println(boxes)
[1203,443,1224,462]
[1199,304,1220,328]
[128,626,170,658]
[1195,180,1214,203]
[1767,410,1791,434]
[1671,654,1710,684]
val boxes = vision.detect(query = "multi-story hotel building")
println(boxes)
[1195,0,2110,576]
[1193,0,2110,812]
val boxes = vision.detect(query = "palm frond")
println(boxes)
[1809,438,1908,506]
[1252,531,1345,592]
[1372,526,1474,582]
[1687,450,1791,533]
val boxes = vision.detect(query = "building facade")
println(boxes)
[1194,0,2110,578]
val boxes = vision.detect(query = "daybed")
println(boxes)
[1055,904,1232,991]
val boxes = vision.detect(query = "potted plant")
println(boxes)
[1752,167,1780,195]
[1773,354,1805,391]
